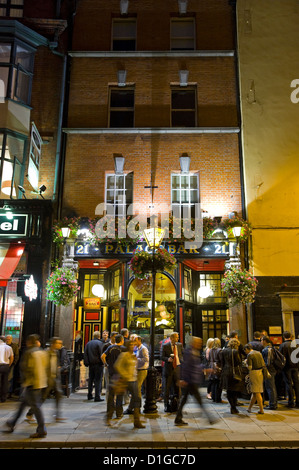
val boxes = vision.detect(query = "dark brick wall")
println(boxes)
[253,276,299,332]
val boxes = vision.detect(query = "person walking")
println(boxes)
[161,332,183,412]
[101,331,118,399]
[174,336,218,426]
[5,335,19,398]
[261,336,278,410]
[124,335,149,415]
[220,337,244,414]
[103,334,127,422]
[113,340,145,429]
[279,331,299,408]
[0,336,14,402]
[84,331,104,402]
[244,343,265,414]
[5,334,48,438]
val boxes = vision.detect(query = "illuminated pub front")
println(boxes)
[73,231,234,354]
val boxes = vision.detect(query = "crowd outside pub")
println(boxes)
[1,327,299,439]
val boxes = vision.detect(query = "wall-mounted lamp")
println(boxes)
[178,0,188,14]
[117,70,127,87]
[179,70,189,87]
[120,0,129,15]
[61,226,71,238]
[114,154,125,174]
[179,154,191,173]
[39,184,46,199]
[18,185,27,199]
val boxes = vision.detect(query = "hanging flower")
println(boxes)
[222,217,252,242]
[52,217,80,246]
[129,247,177,280]
[46,266,80,306]
[221,266,258,307]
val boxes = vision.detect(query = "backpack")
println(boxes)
[272,347,286,372]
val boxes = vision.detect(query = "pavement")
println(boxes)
[1,388,299,451]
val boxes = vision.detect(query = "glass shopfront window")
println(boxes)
[127,273,176,356]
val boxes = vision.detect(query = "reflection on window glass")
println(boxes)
[198,273,226,304]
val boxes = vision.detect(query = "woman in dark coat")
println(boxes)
[220,338,244,414]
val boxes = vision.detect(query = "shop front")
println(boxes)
[73,237,233,354]
[0,200,52,348]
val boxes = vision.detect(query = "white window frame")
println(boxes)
[105,172,133,216]
[171,172,199,218]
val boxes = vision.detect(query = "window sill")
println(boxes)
[63,127,240,134]
[69,50,235,58]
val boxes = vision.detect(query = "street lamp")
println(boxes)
[143,219,165,414]
[232,225,242,256]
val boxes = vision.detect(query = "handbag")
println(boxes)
[232,349,242,382]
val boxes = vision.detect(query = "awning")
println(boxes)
[0,243,25,287]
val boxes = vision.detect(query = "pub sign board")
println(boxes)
[75,240,230,258]
[0,214,28,237]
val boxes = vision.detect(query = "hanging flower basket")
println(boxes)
[129,247,177,280]
[222,217,252,242]
[221,266,258,307]
[46,266,80,306]
[52,217,80,246]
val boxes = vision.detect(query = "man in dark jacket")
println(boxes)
[249,331,264,352]
[161,332,183,412]
[174,337,218,426]
[279,331,299,408]
[261,336,278,410]
[84,331,104,402]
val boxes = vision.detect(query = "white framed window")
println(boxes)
[105,172,133,216]
[0,0,24,17]
[0,41,35,106]
[0,131,25,199]
[112,18,137,51]
[170,18,195,50]
[171,172,199,218]
[171,87,197,127]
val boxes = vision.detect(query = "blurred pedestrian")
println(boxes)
[220,338,244,414]
[5,334,48,438]
[84,331,104,402]
[0,336,14,402]
[244,343,265,414]
[104,334,126,421]
[174,337,218,426]
[45,337,65,421]
[161,332,183,412]
[114,340,145,428]
[5,335,19,398]
[204,338,214,400]
[59,340,71,397]
[124,335,149,415]
[102,331,118,399]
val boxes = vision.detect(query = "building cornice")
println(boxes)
[68,50,235,58]
[62,127,240,135]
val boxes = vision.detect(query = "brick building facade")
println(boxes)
[58,0,246,353]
